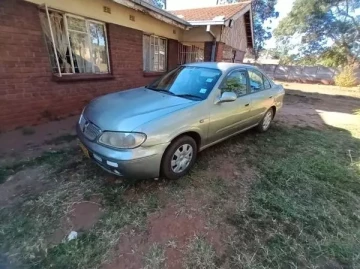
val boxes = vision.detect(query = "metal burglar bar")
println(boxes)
[178,44,204,65]
[41,4,110,76]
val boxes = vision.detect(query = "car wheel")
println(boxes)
[257,108,274,132]
[161,135,197,180]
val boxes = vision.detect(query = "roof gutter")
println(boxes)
[112,0,191,29]
[188,20,225,26]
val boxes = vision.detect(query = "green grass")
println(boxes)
[0,150,75,184]
[1,119,360,268]
[226,125,360,268]
[0,150,161,268]
[32,192,159,268]
[185,235,218,268]
[144,243,166,269]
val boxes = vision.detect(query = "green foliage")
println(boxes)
[318,46,349,68]
[274,0,360,65]
[335,65,358,87]
[275,44,351,68]
[216,0,279,59]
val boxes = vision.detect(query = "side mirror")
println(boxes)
[217,91,237,104]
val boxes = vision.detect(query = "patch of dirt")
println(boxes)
[49,199,103,244]
[0,166,51,207]
[104,228,146,269]
[68,201,102,231]
[104,203,223,269]
[277,91,360,130]
[148,204,222,268]
[277,81,360,98]
[0,116,79,166]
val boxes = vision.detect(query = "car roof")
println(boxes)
[183,62,256,72]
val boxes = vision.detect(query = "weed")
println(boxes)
[144,243,166,269]
[335,65,358,87]
[185,235,217,269]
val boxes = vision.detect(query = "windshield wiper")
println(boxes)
[146,86,175,95]
[175,94,202,100]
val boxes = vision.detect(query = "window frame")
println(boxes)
[143,34,168,73]
[248,68,273,92]
[263,76,272,89]
[219,68,250,97]
[41,6,111,77]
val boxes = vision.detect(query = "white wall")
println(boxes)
[166,0,217,10]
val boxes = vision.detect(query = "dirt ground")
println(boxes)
[0,83,359,268]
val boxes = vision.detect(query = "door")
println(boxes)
[247,69,274,124]
[208,70,252,144]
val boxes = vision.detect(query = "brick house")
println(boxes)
[0,0,253,131]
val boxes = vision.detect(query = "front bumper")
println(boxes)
[76,124,169,179]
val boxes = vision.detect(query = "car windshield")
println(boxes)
[147,66,222,100]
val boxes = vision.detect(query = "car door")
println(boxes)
[247,69,275,125]
[207,70,252,144]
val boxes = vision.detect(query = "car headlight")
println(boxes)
[98,132,146,149]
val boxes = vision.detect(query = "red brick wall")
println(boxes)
[204,41,226,62]
[0,0,178,131]
[215,42,225,62]
[168,39,180,70]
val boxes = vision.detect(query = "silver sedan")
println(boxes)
[77,62,285,179]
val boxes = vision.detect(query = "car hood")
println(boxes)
[84,87,196,131]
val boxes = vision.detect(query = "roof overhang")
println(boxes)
[184,3,254,49]
[112,0,191,30]
[186,3,252,27]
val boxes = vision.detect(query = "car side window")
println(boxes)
[220,71,248,97]
[264,77,271,89]
[248,70,265,93]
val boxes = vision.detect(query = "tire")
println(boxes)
[161,135,197,180]
[256,108,274,132]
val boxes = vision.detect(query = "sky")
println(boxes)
[263,0,296,49]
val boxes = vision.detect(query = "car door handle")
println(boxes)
[245,103,250,107]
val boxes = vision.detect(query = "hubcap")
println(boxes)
[262,111,272,130]
[171,144,193,173]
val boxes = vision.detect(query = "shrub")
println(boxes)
[334,65,358,87]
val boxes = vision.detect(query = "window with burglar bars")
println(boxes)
[178,44,204,65]
[39,7,110,76]
[143,35,167,72]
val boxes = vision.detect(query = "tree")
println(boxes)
[217,0,279,60]
[151,0,166,9]
[274,0,360,66]
[252,0,279,60]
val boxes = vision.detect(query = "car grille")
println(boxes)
[79,115,101,141]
